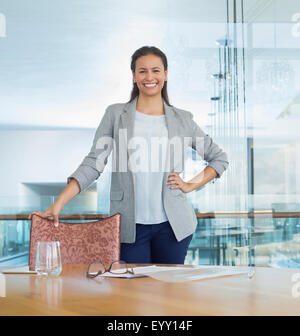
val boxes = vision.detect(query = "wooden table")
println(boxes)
[0,264,300,316]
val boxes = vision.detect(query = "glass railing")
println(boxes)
[186,215,300,268]
[1,195,300,268]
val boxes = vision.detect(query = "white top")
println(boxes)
[131,110,169,224]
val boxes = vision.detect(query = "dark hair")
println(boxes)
[128,46,171,106]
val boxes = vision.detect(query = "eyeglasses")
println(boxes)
[86,260,134,278]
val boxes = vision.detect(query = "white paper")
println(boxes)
[89,267,149,278]
[96,265,254,281]
[93,265,159,278]
[93,271,147,278]
[0,266,37,274]
[132,265,254,282]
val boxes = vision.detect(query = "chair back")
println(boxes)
[29,213,121,271]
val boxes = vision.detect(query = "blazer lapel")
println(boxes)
[120,97,137,171]
[164,100,177,144]
[122,96,137,143]
[164,100,178,174]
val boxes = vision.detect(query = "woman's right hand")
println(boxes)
[28,178,80,227]
[28,202,64,227]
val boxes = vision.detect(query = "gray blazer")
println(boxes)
[68,96,229,243]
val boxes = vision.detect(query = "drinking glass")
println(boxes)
[35,241,62,276]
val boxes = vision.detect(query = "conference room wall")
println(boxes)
[0,129,95,200]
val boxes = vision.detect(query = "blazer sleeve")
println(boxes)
[67,106,114,192]
[189,112,229,178]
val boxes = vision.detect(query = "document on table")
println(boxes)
[132,265,255,282]
[97,265,162,278]
[94,272,147,278]
[0,266,37,274]
[99,265,255,281]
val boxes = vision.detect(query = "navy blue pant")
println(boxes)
[120,221,193,264]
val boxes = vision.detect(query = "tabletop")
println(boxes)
[0,264,300,316]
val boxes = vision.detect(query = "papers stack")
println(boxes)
[100,265,255,282]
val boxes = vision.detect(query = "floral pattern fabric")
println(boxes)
[29,214,121,271]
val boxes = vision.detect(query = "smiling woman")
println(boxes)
[29,45,229,265]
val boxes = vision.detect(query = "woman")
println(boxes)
[29,46,228,264]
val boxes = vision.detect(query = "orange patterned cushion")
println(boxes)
[29,214,121,271]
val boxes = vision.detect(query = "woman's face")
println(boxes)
[132,54,168,98]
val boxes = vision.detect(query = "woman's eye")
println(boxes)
[139,70,159,73]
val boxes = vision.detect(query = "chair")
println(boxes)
[29,213,121,271]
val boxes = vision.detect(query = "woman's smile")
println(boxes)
[143,83,158,88]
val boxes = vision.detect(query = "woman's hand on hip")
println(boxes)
[166,172,193,193]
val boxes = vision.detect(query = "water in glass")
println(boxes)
[35,241,62,276]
